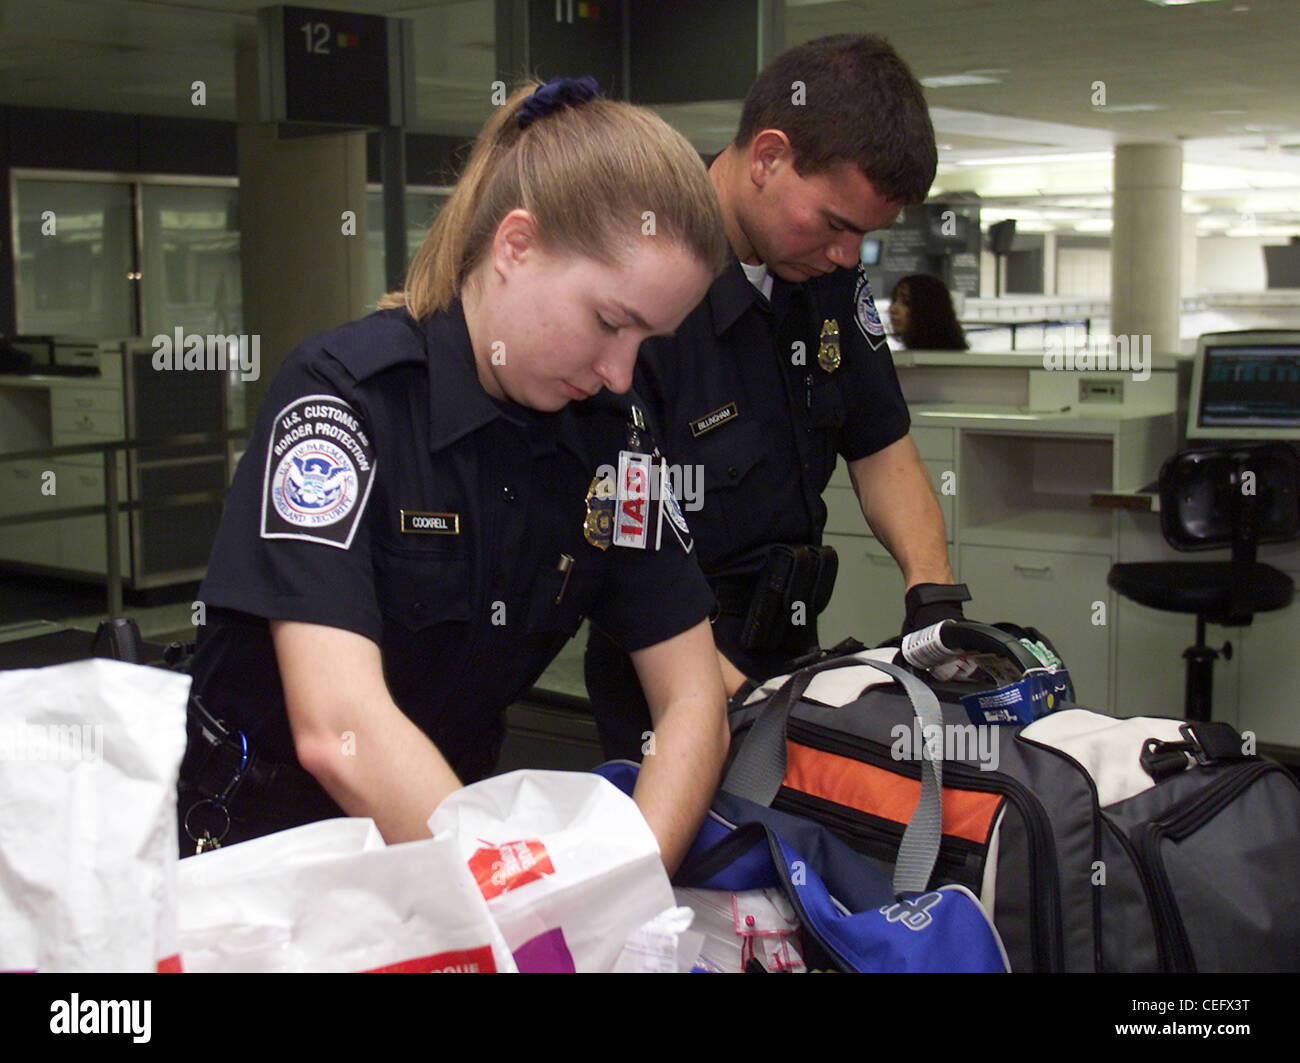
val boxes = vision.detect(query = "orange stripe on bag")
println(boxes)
[784,741,1001,844]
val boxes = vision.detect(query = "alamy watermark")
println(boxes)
[594,461,704,511]
[0,720,103,763]
[891,718,1000,772]
[151,328,260,382]
[1043,327,1151,382]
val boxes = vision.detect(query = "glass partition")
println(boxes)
[13,175,135,337]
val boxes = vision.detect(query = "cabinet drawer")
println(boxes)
[59,514,131,576]
[0,521,61,567]
[825,461,954,543]
[51,460,126,508]
[819,534,904,648]
[824,483,863,536]
[0,460,57,517]
[958,543,1113,710]
[52,407,124,440]
[50,387,122,415]
[911,426,953,461]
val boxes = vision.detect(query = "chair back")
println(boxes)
[1158,443,1300,564]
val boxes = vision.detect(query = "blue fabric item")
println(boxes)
[594,760,1007,973]
[517,75,601,129]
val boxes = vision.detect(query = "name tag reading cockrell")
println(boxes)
[400,510,460,534]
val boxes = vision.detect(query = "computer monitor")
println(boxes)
[860,238,882,267]
[1186,330,1300,441]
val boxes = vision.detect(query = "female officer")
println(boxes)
[179,78,731,875]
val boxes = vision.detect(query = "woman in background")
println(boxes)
[889,273,968,350]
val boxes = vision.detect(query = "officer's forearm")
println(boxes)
[848,437,953,588]
[271,620,463,843]
[630,620,730,875]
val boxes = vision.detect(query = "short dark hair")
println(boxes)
[735,34,937,206]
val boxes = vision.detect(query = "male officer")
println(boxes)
[584,34,971,759]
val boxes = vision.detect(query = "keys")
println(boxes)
[194,831,221,855]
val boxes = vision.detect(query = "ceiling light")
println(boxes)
[921,74,1002,88]
[956,152,1113,166]
[1092,104,1168,113]
[1143,0,1227,6]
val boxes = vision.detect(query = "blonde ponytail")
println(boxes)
[378,80,726,319]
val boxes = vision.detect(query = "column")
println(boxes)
[235,34,370,418]
[1110,143,1183,354]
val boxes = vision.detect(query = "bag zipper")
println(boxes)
[779,717,1065,971]
[1129,760,1288,973]
[774,788,986,889]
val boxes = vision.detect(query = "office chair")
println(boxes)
[1107,443,1300,722]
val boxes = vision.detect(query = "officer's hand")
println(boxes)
[902,582,972,636]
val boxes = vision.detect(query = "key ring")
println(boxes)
[183,730,249,849]
[184,798,231,848]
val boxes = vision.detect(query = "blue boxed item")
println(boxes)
[960,669,1072,726]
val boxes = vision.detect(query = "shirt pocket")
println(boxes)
[690,416,780,555]
[372,543,472,634]
[523,555,603,639]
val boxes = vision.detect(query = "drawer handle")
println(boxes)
[76,397,93,408]
[1012,563,1053,576]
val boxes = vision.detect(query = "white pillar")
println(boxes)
[236,36,370,417]
[1110,143,1183,354]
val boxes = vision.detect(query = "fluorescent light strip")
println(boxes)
[956,152,1113,166]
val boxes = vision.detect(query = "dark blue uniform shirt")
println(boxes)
[635,257,911,588]
[191,303,713,781]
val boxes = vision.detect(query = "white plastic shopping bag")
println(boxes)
[177,817,516,973]
[0,658,189,972]
[428,770,676,973]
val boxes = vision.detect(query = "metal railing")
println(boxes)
[0,429,249,616]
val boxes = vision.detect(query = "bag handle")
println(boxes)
[721,653,944,895]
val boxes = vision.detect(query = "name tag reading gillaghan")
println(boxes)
[400,510,460,535]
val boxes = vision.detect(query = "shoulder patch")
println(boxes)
[260,394,376,549]
[657,462,694,555]
[854,268,886,344]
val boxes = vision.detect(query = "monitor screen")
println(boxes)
[1187,331,1300,440]
[860,238,882,267]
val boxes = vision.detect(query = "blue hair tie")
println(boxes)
[517,75,601,129]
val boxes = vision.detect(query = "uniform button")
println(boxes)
[502,486,515,501]
[728,466,740,479]
[413,601,428,618]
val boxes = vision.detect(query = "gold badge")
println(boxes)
[584,470,616,550]
[818,318,842,373]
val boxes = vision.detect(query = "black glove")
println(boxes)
[902,582,971,636]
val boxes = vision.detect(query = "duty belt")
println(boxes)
[180,696,335,850]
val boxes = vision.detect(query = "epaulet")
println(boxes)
[313,307,426,383]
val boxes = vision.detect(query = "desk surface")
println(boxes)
[911,403,1174,432]
[0,370,112,391]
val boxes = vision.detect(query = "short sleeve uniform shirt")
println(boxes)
[634,257,911,588]
[191,304,713,781]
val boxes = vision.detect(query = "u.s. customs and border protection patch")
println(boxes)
[261,394,376,549]
[818,318,842,373]
[855,267,886,343]
[657,463,694,554]
[584,467,616,550]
